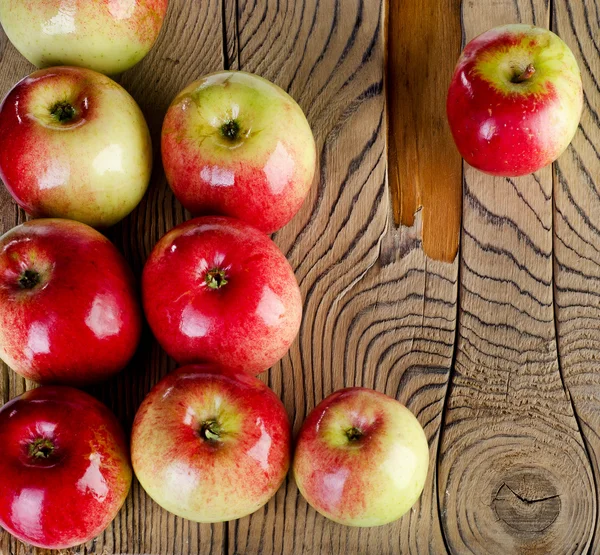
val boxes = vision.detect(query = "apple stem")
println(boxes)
[220,119,241,141]
[513,64,536,83]
[50,101,76,123]
[345,427,363,442]
[28,438,54,459]
[200,420,221,441]
[205,268,228,290]
[18,269,40,290]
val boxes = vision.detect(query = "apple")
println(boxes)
[0,0,168,75]
[0,66,152,228]
[161,71,317,233]
[0,218,142,385]
[447,24,583,176]
[0,386,132,549]
[293,387,429,527]
[142,216,302,375]
[131,364,291,522]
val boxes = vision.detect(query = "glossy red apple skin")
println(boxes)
[131,364,291,522]
[142,216,302,375]
[447,24,582,176]
[161,71,316,233]
[0,219,142,385]
[0,386,132,550]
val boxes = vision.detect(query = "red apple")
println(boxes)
[293,388,429,527]
[0,219,142,385]
[0,386,132,550]
[131,364,291,522]
[161,71,316,233]
[0,66,152,228]
[0,0,168,75]
[447,24,583,176]
[142,216,302,375]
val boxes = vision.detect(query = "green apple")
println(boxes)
[0,66,152,228]
[0,0,168,75]
[293,387,429,527]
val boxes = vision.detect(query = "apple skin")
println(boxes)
[0,386,132,550]
[0,219,142,385]
[142,216,302,375]
[131,364,291,522]
[0,66,152,228]
[293,387,429,527]
[161,71,316,233]
[0,0,168,75]
[447,24,583,177]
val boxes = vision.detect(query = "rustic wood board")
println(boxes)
[1,0,600,554]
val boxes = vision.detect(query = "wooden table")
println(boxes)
[0,0,598,553]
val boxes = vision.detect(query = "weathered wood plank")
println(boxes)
[225,2,388,553]
[437,1,597,553]
[0,1,227,554]
[553,0,600,552]
[223,1,458,553]
[383,1,462,546]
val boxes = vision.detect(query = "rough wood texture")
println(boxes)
[221,1,459,553]
[553,0,600,552]
[437,1,598,554]
[2,0,600,554]
[386,0,462,262]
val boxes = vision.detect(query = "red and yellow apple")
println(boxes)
[0,66,152,228]
[293,387,429,527]
[447,24,583,176]
[0,0,168,75]
[0,219,142,385]
[131,364,291,522]
[162,71,317,233]
[142,216,302,375]
[0,386,132,550]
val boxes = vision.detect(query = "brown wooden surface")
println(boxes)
[437,1,599,555]
[1,0,600,554]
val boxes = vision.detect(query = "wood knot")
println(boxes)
[492,471,561,533]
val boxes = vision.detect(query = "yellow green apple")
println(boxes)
[0,0,168,75]
[293,387,429,527]
[131,365,291,523]
[162,71,317,233]
[0,66,152,228]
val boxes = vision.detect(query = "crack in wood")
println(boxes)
[494,483,560,505]
[492,482,561,533]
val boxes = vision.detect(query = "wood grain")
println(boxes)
[553,0,600,552]
[386,0,462,262]
[222,1,458,553]
[437,1,597,554]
